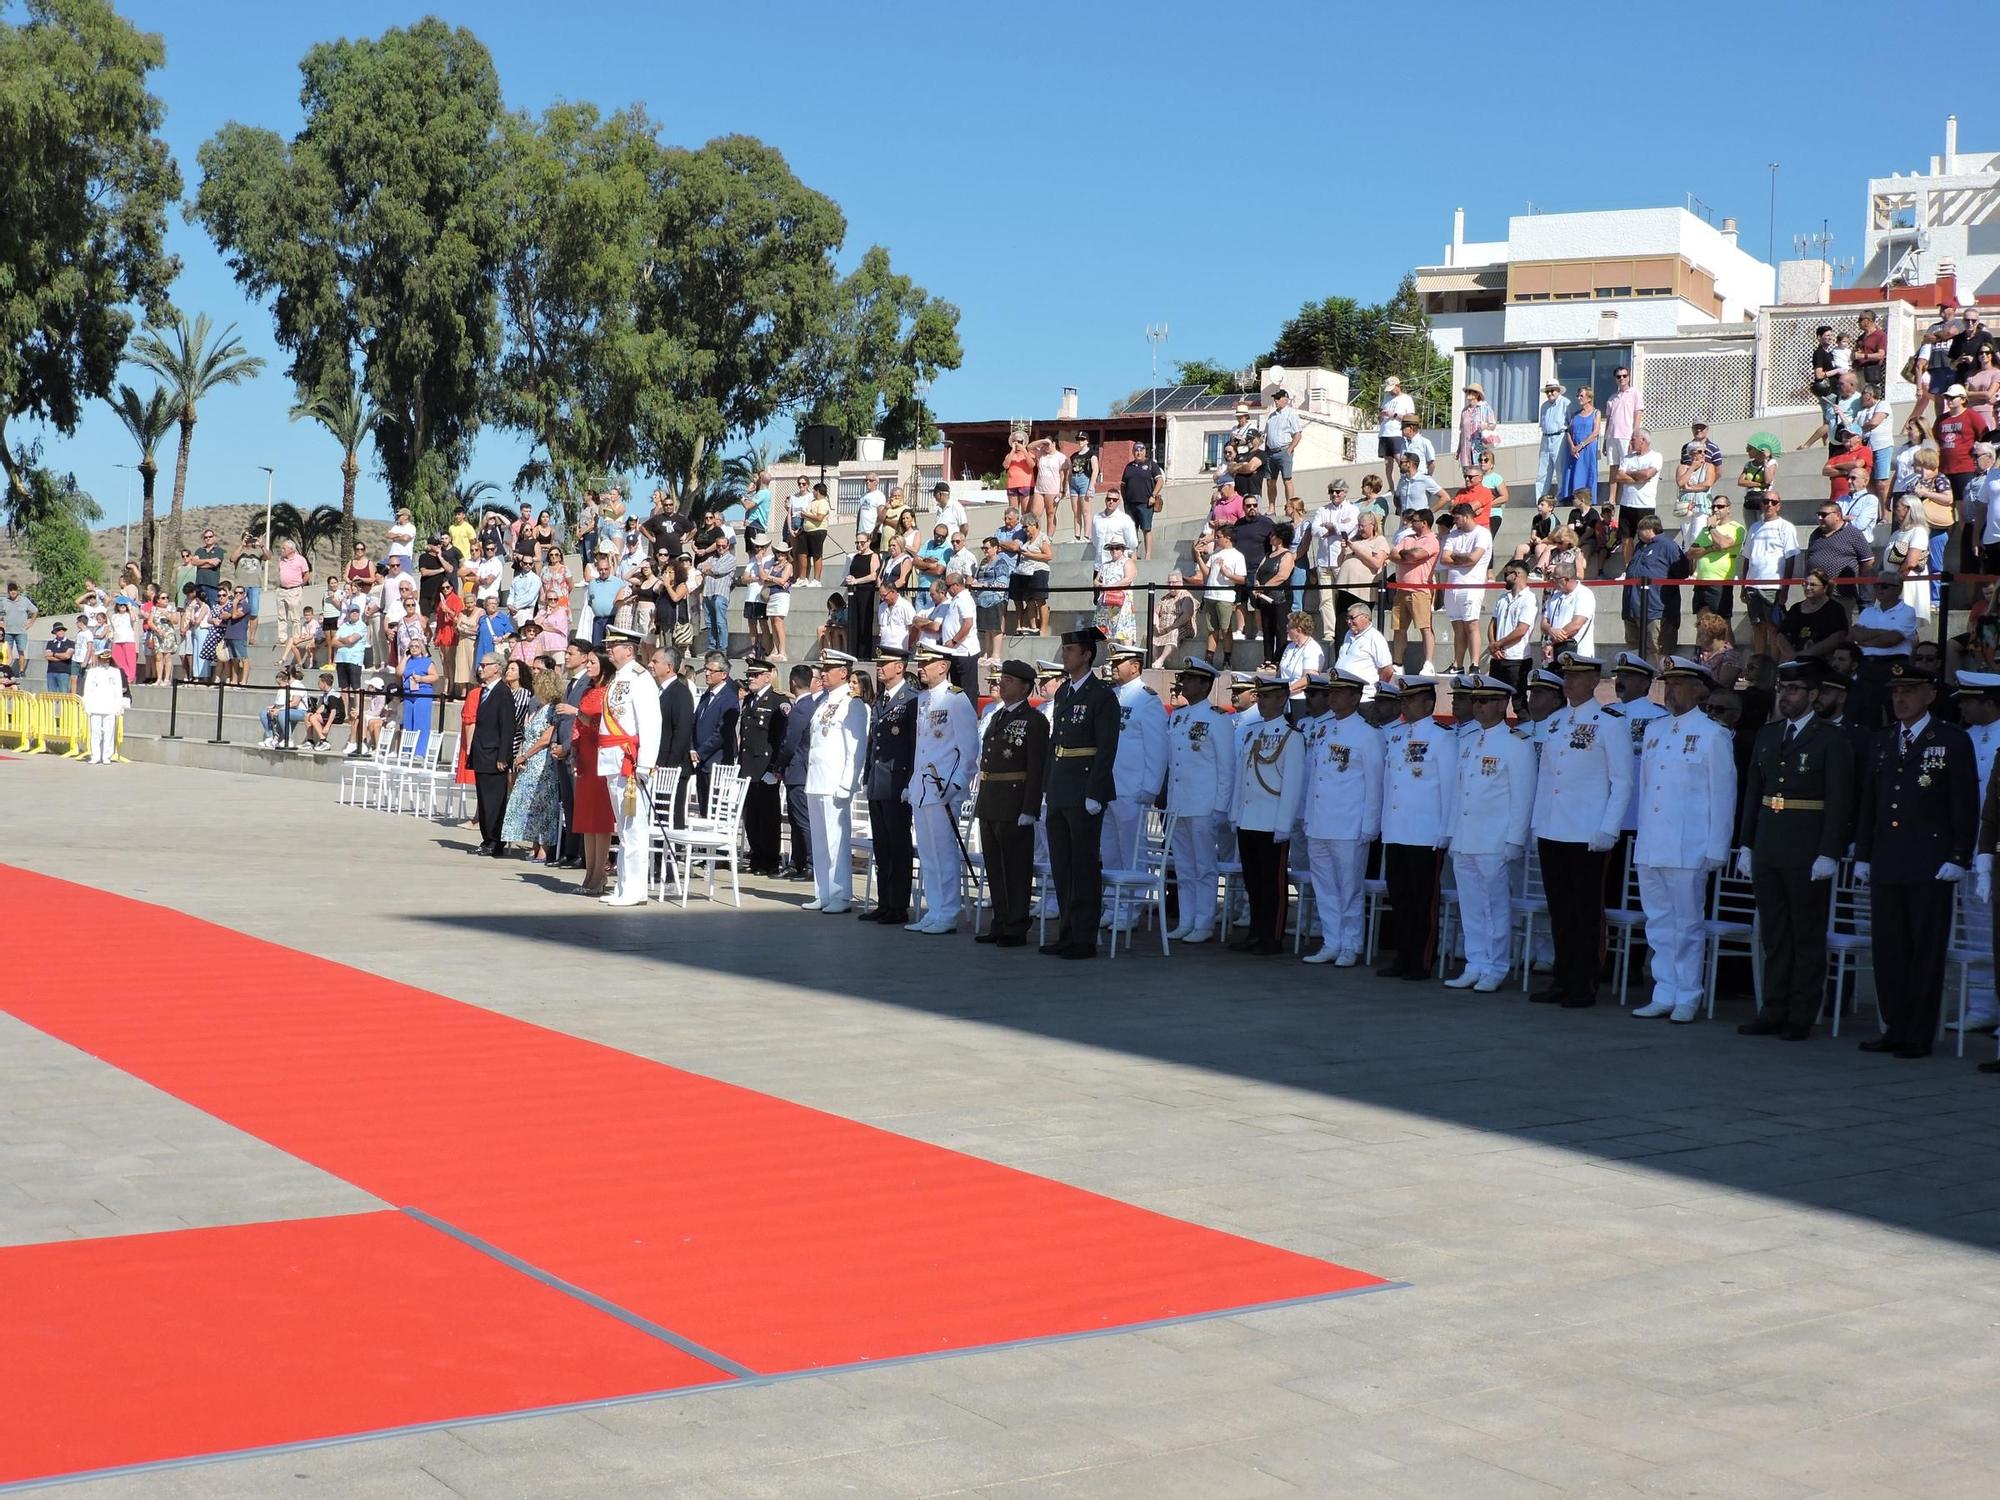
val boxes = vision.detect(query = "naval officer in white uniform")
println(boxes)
[1300,667,1384,966]
[1164,656,1235,944]
[803,649,871,913]
[1443,673,1536,990]
[598,625,662,906]
[906,644,979,933]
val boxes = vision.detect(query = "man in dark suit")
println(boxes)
[466,652,518,856]
[1734,659,1857,1041]
[736,656,789,874]
[860,646,917,922]
[1855,660,1980,1058]
[1040,627,1121,959]
[690,650,739,817]
[773,663,820,878]
[650,645,696,826]
[975,659,1050,945]
[552,637,592,867]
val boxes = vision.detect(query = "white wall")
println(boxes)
[1426,310,1505,356]
[1502,300,1696,346]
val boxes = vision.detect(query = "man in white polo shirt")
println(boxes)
[1612,428,1663,573]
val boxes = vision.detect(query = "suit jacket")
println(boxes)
[864,680,918,803]
[738,686,787,778]
[1854,717,1978,880]
[1042,672,1121,812]
[692,681,739,769]
[775,688,820,787]
[975,701,1050,822]
[467,682,519,775]
[1736,716,1857,867]
[659,675,695,771]
[554,668,588,752]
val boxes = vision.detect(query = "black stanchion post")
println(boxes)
[166,673,179,739]
[211,680,227,744]
[1143,584,1156,665]
[1937,570,1954,654]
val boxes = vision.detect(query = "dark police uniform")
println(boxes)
[1736,677,1857,1036]
[974,667,1050,945]
[1854,666,1980,1057]
[1040,641,1121,958]
[863,656,918,922]
[736,667,788,874]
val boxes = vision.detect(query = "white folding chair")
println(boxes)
[851,799,878,913]
[1512,844,1549,993]
[389,729,449,815]
[357,727,410,811]
[1820,858,1873,1036]
[646,767,684,899]
[1601,840,1647,1007]
[663,773,749,906]
[339,727,397,806]
[1363,873,1389,963]
[1699,865,1759,1019]
[1103,811,1176,957]
[1945,882,1994,1057]
[1434,858,1462,977]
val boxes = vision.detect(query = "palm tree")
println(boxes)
[246,502,347,570]
[106,384,174,584]
[129,314,266,563]
[289,375,378,557]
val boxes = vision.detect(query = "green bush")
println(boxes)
[24,512,103,615]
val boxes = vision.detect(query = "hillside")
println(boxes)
[0,506,392,593]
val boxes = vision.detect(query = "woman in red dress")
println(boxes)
[566,648,616,896]
[453,680,482,827]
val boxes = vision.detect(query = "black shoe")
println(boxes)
[974,931,999,944]
[872,909,908,925]
[1226,937,1256,953]
[1781,1027,1812,1041]
[1559,995,1598,1009]
[1857,1038,1898,1053]
[995,934,1027,947]
[1375,963,1406,978]
[1039,942,1068,956]
[1251,940,1285,956]
[1894,1046,1933,1059]
[1530,988,1565,1004]
[473,843,494,855]
[1060,946,1096,960]
[1737,1018,1787,1036]
[1400,967,1430,981]
[1978,1059,2000,1073]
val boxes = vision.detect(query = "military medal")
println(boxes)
[1918,774,1932,787]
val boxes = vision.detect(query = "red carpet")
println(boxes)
[0,1210,728,1486]
[0,862,1386,1482]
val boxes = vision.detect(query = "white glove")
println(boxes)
[1017,813,1035,827]
[1732,848,1753,881]
[1700,855,1724,874]
[901,784,913,805]
[1586,830,1616,853]
[1273,831,1290,845]
[1433,838,1449,851]
[1085,798,1103,815]
[1978,853,1994,904]
[1937,861,1967,883]
[1504,843,1525,865]
[1810,856,1838,883]
[761,772,778,785]
[1852,860,1870,885]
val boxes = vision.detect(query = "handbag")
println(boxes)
[1901,354,1920,384]
[1923,493,1956,529]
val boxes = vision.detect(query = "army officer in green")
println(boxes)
[1040,627,1121,959]
[1733,658,1857,1040]
[975,660,1050,946]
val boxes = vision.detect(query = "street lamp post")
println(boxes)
[113,463,136,564]
[256,466,274,596]
[1145,323,1169,466]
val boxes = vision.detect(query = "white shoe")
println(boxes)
[1444,970,1480,989]
[1473,973,1505,993]
[1099,910,1114,928]
[922,916,957,934]
[1632,999,1674,1018]
[1303,947,1339,965]
[600,894,647,908]
[1668,1001,1700,1024]
[904,917,929,931]
[801,898,825,911]
[822,903,851,914]
[259,736,278,749]
[1333,951,1358,967]
[1418,660,1436,674]
[1180,926,1214,944]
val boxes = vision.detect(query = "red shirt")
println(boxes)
[1825,442,1869,501]
[1937,406,1992,475]
[1456,482,1496,530]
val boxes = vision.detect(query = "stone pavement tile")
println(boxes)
[815,1421,1144,1495]
[1366,1450,1568,1500]
[962,1445,1302,1498]
[1882,1457,2000,1499]
[1627,1457,1821,1499]
[1477,1433,1658,1490]
[1207,1424,1407,1486]
[1728,1413,1973,1491]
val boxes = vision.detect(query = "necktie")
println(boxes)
[1783,723,1797,748]
[1901,727,1913,759]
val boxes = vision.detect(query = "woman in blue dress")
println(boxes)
[501,667,563,859]
[399,637,440,757]
[1561,385,1601,502]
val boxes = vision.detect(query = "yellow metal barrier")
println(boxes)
[0,690,46,753]
[0,691,133,761]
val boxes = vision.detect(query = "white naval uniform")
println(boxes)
[1102,678,1168,878]
[908,681,979,926]
[599,658,663,904]
[1446,721,1536,981]
[1531,700,1631,850]
[804,682,870,910]
[1633,707,1736,1017]
[1165,699,1235,938]
[1604,696,1667,831]
[1231,714,1304,833]
[1964,719,2000,1022]
[79,662,128,764]
[1380,716,1457,851]
[1301,708,1384,959]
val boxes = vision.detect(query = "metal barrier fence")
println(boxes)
[0,690,124,759]
[159,676,456,749]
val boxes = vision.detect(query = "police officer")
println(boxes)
[907,644,978,934]
[1300,667,1383,966]
[1040,628,1121,959]
[1102,642,1168,881]
[974,659,1049,946]
[1164,656,1235,944]
[736,656,789,876]
[1377,675,1456,980]
[1854,660,1980,1058]
[1630,657,1736,1023]
[860,645,917,924]
[1443,674,1536,991]
[1530,654,1631,1008]
[1229,672,1304,955]
[1733,658,1856,1041]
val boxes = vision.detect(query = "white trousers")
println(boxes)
[1306,837,1369,956]
[1452,851,1517,978]
[1170,811,1220,933]
[609,774,654,902]
[809,793,853,907]
[88,713,118,764]
[1100,797,1144,871]
[1638,863,1707,1010]
[914,800,961,922]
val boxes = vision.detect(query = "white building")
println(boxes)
[1411,206,1776,455]
[1862,115,2000,295]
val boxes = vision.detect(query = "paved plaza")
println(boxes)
[4,754,1999,1499]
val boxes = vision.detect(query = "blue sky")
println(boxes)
[31,0,1976,529]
